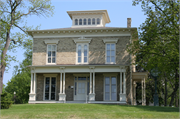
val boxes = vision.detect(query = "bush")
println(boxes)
[0,92,14,109]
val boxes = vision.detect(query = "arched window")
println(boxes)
[79,19,82,25]
[97,18,100,24]
[75,19,78,25]
[92,18,95,25]
[88,18,91,25]
[83,19,86,25]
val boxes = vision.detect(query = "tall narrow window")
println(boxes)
[76,44,89,64]
[88,18,91,25]
[106,43,115,64]
[105,77,110,100]
[75,19,78,25]
[104,76,117,101]
[92,18,95,25]
[83,19,86,25]
[44,77,56,100]
[97,18,100,24]
[79,19,82,25]
[78,45,81,63]
[84,45,87,63]
[47,45,56,64]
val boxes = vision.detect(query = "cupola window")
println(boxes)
[88,18,91,25]
[83,19,86,25]
[92,18,95,25]
[75,19,78,25]
[79,19,82,25]
[97,18,100,24]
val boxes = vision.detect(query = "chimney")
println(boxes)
[127,18,131,28]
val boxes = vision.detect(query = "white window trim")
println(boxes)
[105,43,116,64]
[103,74,117,101]
[103,38,118,64]
[43,74,58,101]
[76,43,89,64]
[46,44,57,65]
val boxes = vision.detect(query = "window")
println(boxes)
[83,19,86,25]
[79,19,82,25]
[92,18,95,25]
[47,44,56,64]
[88,18,91,25]
[76,44,89,64]
[104,76,117,101]
[75,19,78,25]
[44,77,56,100]
[97,18,100,24]
[106,43,115,64]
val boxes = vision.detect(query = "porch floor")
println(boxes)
[29,101,127,104]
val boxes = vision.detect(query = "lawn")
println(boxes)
[0,103,179,119]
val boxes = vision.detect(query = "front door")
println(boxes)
[77,81,86,100]
[74,76,89,101]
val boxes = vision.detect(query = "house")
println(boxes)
[27,10,148,105]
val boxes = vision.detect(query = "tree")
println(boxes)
[5,37,32,104]
[0,0,54,93]
[127,0,179,106]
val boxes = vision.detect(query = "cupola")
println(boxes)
[67,10,110,28]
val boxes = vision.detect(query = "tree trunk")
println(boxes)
[169,69,179,106]
[0,30,11,94]
[164,73,167,106]
[175,92,178,107]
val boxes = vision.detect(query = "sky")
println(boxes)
[3,0,147,86]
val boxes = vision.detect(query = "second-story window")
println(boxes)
[83,19,86,25]
[75,19,78,25]
[79,19,82,25]
[77,43,89,64]
[106,43,115,64]
[92,18,95,25]
[47,44,56,64]
[97,18,100,24]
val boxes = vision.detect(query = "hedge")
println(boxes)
[0,101,14,109]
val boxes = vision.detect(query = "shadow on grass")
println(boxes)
[93,104,179,112]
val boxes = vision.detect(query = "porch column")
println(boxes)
[30,73,33,93]
[60,72,62,94]
[63,70,65,94]
[133,81,137,105]
[90,68,92,94]
[34,73,36,94]
[144,77,146,105]
[93,70,95,94]
[59,67,66,102]
[141,80,144,105]
[123,72,126,94]
[120,72,122,94]
[89,67,95,101]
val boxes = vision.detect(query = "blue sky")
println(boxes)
[4,0,147,86]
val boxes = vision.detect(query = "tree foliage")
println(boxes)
[128,0,179,106]
[0,0,54,93]
[5,38,32,104]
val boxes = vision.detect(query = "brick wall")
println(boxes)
[32,36,130,66]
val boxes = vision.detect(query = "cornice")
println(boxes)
[44,39,59,44]
[27,27,137,37]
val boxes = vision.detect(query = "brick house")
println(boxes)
[27,10,148,105]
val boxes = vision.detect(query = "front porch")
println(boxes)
[28,65,130,104]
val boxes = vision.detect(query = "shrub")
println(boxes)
[0,92,14,109]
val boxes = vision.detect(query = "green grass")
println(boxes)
[0,103,179,118]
